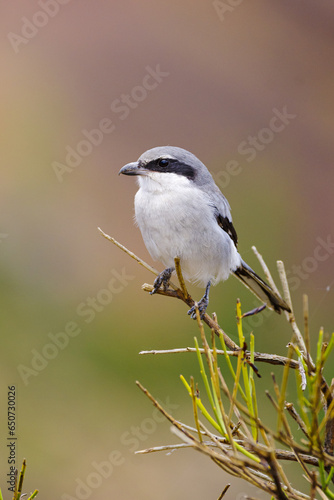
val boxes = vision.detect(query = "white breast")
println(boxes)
[134,173,241,286]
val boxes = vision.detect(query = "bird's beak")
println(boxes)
[118,162,145,176]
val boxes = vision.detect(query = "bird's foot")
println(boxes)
[150,267,174,295]
[188,281,211,319]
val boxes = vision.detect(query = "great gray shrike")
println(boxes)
[119,146,290,317]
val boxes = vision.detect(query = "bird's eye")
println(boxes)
[158,158,169,167]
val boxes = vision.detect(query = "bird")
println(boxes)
[119,146,291,318]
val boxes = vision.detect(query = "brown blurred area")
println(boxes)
[1,1,334,498]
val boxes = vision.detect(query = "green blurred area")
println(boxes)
[1,1,334,498]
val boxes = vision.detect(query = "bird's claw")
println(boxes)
[187,298,209,320]
[150,267,174,295]
[187,281,211,320]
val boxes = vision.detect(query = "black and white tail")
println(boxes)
[233,260,291,314]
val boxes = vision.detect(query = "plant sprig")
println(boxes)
[100,229,334,500]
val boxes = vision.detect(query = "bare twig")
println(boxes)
[277,261,308,355]
[139,347,300,369]
[252,246,281,296]
[135,442,204,454]
[141,282,239,350]
[285,403,311,441]
[303,295,311,364]
[217,484,231,499]
[174,257,189,300]
[97,227,180,289]
[136,440,319,466]
[99,228,238,349]
[102,231,334,498]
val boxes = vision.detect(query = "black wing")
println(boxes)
[216,213,238,248]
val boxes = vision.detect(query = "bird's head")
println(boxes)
[119,146,213,190]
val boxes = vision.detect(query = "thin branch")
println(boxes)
[275,450,318,466]
[174,257,189,300]
[303,295,311,364]
[217,484,231,500]
[252,246,281,296]
[136,440,319,466]
[139,347,300,369]
[224,382,334,468]
[135,442,206,454]
[103,230,334,498]
[137,379,315,499]
[265,451,290,500]
[141,282,239,350]
[285,403,311,441]
[99,228,238,350]
[277,261,308,356]
[97,227,180,289]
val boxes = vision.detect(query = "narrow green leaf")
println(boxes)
[180,375,223,433]
[27,491,39,500]
[322,333,334,364]
[219,333,246,402]
[325,466,334,489]
[194,337,215,410]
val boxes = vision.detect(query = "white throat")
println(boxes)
[137,171,192,193]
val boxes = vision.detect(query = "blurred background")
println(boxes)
[1,1,334,498]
